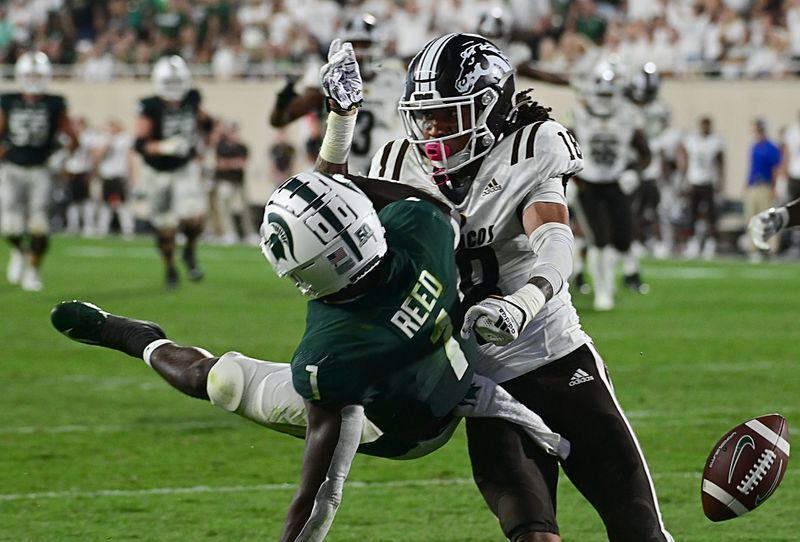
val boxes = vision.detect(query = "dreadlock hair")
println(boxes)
[503,89,553,137]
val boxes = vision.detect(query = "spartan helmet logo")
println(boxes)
[455,41,511,95]
[266,213,295,262]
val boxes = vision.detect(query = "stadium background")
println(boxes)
[3,0,800,540]
[0,77,795,205]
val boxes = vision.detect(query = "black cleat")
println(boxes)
[623,272,650,294]
[51,301,166,358]
[166,266,179,290]
[182,249,204,282]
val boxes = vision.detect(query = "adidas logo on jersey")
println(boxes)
[482,178,502,197]
[568,368,594,387]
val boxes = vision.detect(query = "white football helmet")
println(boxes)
[582,60,626,117]
[260,172,387,299]
[341,13,383,78]
[15,51,52,95]
[398,33,515,179]
[152,55,191,101]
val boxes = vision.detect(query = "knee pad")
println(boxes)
[206,352,308,435]
[207,353,246,412]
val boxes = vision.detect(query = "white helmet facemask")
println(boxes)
[260,172,387,300]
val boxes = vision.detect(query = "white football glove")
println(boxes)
[320,39,363,112]
[460,285,547,346]
[748,206,789,250]
[158,135,191,157]
[618,169,640,195]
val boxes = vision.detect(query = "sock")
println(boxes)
[100,315,166,359]
[143,339,175,367]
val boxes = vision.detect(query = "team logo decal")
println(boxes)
[455,42,512,94]
[728,434,755,484]
[266,213,295,262]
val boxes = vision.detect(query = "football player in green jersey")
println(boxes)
[50,41,567,542]
[1,51,79,291]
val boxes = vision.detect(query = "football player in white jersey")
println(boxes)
[779,111,800,254]
[625,63,671,263]
[571,63,652,310]
[269,13,405,175]
[338,33,672,542]
[749,196,800,249]
[676,117,725,259]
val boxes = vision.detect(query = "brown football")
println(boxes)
[701,414,790,521]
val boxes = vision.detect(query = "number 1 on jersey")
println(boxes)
[430,309,468,380]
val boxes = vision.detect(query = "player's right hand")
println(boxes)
[158,136,191,157]
[320,39,363,113]
[461,296,527,346]
[748,206,789,250]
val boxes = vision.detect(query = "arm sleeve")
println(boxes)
[294,405,365,542]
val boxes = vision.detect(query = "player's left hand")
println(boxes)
[461,296,528,346]
[320,39,363,113]
[748,206,789,250]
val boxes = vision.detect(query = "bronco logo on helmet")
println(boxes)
[455,42,512,94]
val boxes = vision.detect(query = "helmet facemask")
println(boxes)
[399,71,513,179]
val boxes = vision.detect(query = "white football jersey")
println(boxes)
[682,132,724,186]
[571,102,640,183]
[637,100,671,181]
[783,122,800,179]
[349,65,406,175]
[369,120,591,382]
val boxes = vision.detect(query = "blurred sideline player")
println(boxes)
[571,62,652,310]
[94,118,136,238]
[625,63,671,262]
[0,51,78,291]
[269,13,405,175]
[50,41,569,542]
[676,116,725,260]
[134,55,215,289]
[63,116,99,237]
[363,33,672,541]
[749,196,800,249]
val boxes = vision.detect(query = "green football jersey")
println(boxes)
[291,199,475,437]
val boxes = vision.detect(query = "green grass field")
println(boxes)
[2,235,799,541]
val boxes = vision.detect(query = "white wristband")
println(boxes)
[319,111,357,164]
[143,339,174,367]
[508,283,547,326]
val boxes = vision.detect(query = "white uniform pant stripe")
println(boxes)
[586,342,674,541]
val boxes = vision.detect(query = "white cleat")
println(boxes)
[21,267,43,292]
[593,292,614,312]
[6,249,24,285]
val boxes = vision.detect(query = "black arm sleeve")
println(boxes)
[347,175,452,216]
